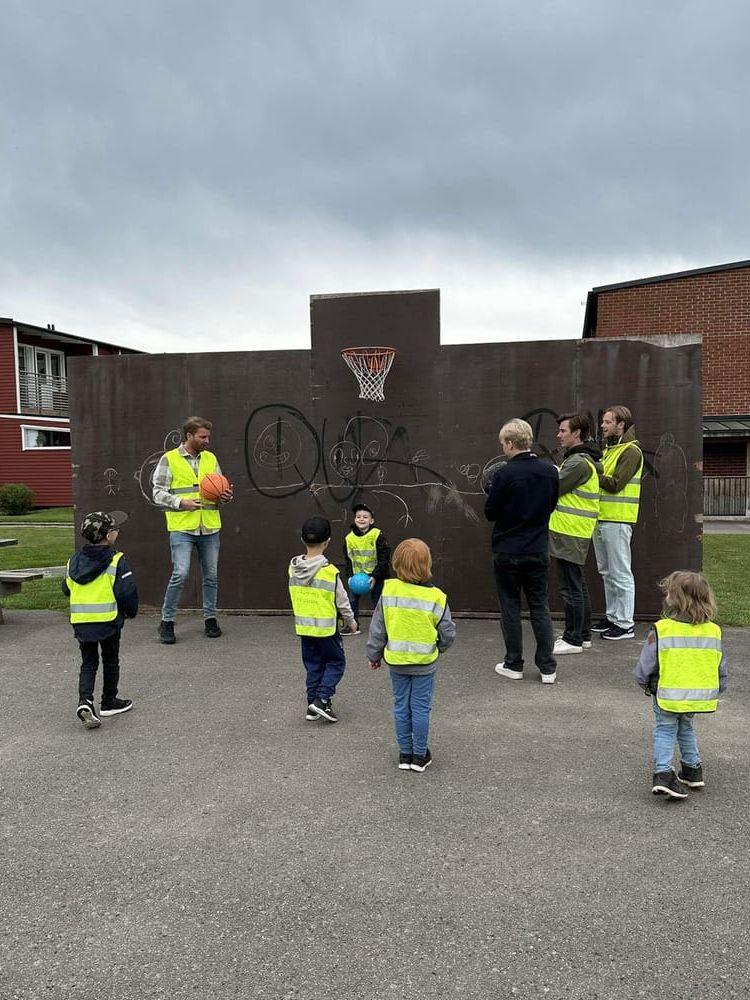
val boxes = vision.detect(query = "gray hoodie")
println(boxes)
[288,553,356,633]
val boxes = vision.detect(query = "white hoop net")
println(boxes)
[341,346,396,402]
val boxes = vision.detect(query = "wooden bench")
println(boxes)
[0,570,44,624]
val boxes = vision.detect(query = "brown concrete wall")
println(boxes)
[69,290,703,616]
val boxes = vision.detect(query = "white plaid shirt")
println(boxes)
[152,443,224,536]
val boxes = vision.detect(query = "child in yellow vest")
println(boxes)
[62,511,139,729]
[633,571,727,799]
[343,502,391,635]
[288,516,356,723]
[366,539,455,772]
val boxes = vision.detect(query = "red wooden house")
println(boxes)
[0,317,142,506]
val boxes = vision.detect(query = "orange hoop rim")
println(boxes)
[340,345,397,370]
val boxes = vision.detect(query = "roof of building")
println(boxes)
[0,317,144,353]
[582,258,750,339]
[703,416,750,439]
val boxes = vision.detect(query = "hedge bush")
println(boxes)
[0,483,35,515]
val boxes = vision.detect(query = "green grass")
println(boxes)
[0,506,74,523]
[1,523,748,623]
[0,525,74,570]
[1,576,68,611]
[703,535,750,627]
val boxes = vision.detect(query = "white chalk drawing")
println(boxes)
[134,429,181,507]
[103,468,119,495]
[653,433,687,535]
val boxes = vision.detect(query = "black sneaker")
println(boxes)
[76,698,101,730]
[591,618,613,633]
[602,624,636,641]
[310,697,337,723]
[158,620,176,644]
[398,753,413,770]
[305,705,319,721]
[677,763,705,788]
[410,749,433,773]
[100,697,133,717]
[652,770,688,799]
[343,624,361,637]
[204,618,222,638]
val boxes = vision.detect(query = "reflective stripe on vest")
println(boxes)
[381,579,447,666]
[67,551,124,624]
[598,442,643,523]
[549,456,600,540]
[654,618,722,713]
[345,527,381,575]
[289,563,340,637]
[164,449,222,532]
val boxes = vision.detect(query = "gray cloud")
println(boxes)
[2,1,749,348]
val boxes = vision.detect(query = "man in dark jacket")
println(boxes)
[484,418,559,683]
[62,511,138,729]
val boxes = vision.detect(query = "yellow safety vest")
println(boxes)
[549,456,600,540]
[164,448,221,532]
[289,563,340,637]
[67,551,124,624]
[654,618,722,713]
[381,578,447,666]
[598,441,643,523]
[345,527,381,575]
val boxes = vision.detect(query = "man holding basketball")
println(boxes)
[153,416,233,643]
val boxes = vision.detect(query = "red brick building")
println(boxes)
[582,260,750,488]
[0,318,141,506]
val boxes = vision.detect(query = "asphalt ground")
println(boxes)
[2,611,749,1000]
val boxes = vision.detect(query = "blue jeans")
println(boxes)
[652,702,701,773]
[592,521,634,629]
[349,579,384,623]
[389,671,436,757]
[300,634,346,703]
[161,531,220,621]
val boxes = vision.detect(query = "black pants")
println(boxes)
[493,553,556,674]
[555,557,592,647]
[78,633,120,702]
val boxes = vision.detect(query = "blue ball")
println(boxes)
[349,572,371,595]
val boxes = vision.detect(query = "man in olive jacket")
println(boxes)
[549,413,602,654]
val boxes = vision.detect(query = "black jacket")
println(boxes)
[484,452,559,557]
[61,544,139,641]
[343,525,391,584]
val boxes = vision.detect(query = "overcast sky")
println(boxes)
[2,1,748,353]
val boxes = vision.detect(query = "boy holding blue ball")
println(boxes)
[343,502,391,635]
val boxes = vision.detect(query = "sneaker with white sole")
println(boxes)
[310,697,338,722]
[591,618,612,633]
[602,624,636,641]
[305,705,319,721]
[582,640,592,649]
[677,763,704,788]
[76,698,101,729]
[100,697,133,717]
[541,672,557,684]
[652,770,688,799]
[553,638,583,655]
[398,753,413,770]
[494,664,523,680]
[410,749,432,773]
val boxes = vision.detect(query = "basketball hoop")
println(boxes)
[341,346,397,402]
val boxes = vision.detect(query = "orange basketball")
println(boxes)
[199,473,230,502]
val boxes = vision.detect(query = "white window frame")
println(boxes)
[20,424,72,451]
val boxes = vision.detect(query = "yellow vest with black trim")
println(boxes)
[381,578,447,666]
[164,448,221,532]
[654,617,722,713]
[549,455,600,540]
[67,551,124,624]
[598,441,643,523]
[345,527,381,575]
[289,563,340,637]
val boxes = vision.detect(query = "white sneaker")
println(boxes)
[553,638,583,655]
[541,672,557,684]
[582,640,592,649]
[494,664,523,680]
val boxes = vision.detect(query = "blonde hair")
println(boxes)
[499,418,533,451]
[659,571,716,625]
[392,538,432,584]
